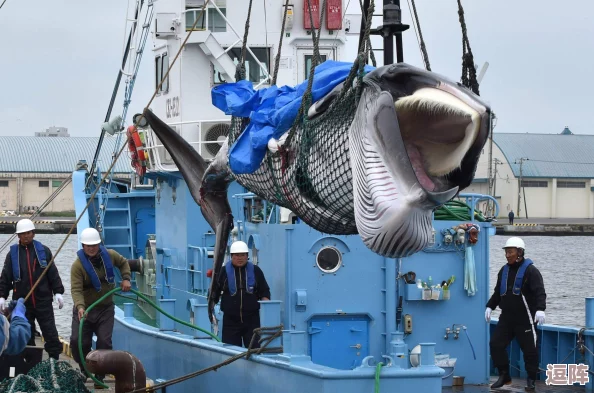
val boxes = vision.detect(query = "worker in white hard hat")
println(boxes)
[69,227,132,386]
[485,237,546,391]
[0,218,65,360]
[216,240,270,348]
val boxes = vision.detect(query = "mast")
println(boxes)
[370,0,409,65]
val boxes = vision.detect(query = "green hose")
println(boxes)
[374,362,383,393]
[78,287,220,388]
[434,200,486,222]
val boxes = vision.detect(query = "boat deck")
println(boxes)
[444,377,586,392]
[30,337,587,393]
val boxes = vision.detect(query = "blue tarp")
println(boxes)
[211,60,375,174]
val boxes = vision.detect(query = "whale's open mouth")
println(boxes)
[395,87,482,195]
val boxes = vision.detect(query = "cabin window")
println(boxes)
[316,246,342,273]
[304,54,327,80]
[214,47,270,85]
[0,181,8,187]
[52,180,62,187]
[557,181,586,188]
[39,181,49,188]
[155,53,169,93]
[186,7,227,32]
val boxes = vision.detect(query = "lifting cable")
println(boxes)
[19,0,213,353]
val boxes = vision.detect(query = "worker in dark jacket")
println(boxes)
[218,240,270,348]
[0,219,65,360]
[485,237,546,391]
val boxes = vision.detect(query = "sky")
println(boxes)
[0,0,592,137]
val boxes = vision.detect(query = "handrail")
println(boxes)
[207,1,271,87]
[457,193,500,220]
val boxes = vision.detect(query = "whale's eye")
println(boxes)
[316,247,342,273]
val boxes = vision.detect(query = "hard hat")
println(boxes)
[230,241,249,254]
[15,219,35,234]
[502,237,525,249]
[80,228,102,245]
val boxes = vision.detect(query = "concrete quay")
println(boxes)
[0,217,76,234]
[492,218,594,236]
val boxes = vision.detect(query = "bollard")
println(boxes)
[390,332,409,369]
[420,343,436,367]
[123,303,134,319]
[259,300,282,349]
[158,299,176,331]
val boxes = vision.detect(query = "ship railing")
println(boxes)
[140,119,230,173]
[187,245,213,296]
[182,2,271,87]
[456,193,499,222]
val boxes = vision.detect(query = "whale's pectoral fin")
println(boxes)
[143,108,235,330]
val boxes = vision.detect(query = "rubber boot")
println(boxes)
[94,374,106,389]
[525,377,536,391]
[491,368,512,389]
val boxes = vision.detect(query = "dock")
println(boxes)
[493,218,594,236]
[0,217,76,234]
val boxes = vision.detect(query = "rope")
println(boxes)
[235,0,254,81]
[79,288,222,388]
[408,0,431,71]
[358,0,376,67]
[456,0,480,95]
[22,0,212,304]
[0,0,7,10]
[100,301,283,393]
[271,0,290,85]
[282,0,331,147]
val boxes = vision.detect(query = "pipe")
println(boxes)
[86,349,146,393]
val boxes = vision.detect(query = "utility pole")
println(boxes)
[491,158,502,216]
[515,158,529,218]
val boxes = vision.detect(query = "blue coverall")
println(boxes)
[0,298,31,356]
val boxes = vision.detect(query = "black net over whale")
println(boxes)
[227,78,361,235]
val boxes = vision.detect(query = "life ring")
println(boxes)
[127,125,147,177]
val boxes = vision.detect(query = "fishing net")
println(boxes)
[227,1,375,235]
[0,359,90,393]
[228,80,360,235]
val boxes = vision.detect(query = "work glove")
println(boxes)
[0,298,5,312]
[55,294,64,309]
[535,311,545,325]
[485,307,492,322]
[10,298,26,321]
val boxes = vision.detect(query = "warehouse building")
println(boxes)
[0,136,130,215]
[467,127,594,219]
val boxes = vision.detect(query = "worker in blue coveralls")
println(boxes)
[485,237,546,391]
[0,219,65,360]
[0,298,32,356]
[217,241,270,348]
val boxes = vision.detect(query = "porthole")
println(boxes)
[316,247,342,273]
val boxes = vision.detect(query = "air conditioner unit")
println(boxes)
[200,122,230,160]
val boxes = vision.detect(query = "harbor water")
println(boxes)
[0,233,590,340]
